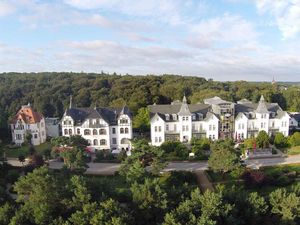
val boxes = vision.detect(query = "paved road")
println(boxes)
[7,155,300,175]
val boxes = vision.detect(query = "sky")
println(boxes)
[0,0,300,81]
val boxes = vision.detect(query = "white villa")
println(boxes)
[10,104,47,146]
[61,102,133,152]
[149,96,219,146]
[149,95,293,146]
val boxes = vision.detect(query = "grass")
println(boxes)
[260,163,300,176]
[206,170,237,183]
[2,142,52,158]
[287,146,300,155]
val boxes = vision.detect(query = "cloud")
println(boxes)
[255,0,300,39]
[188,14,259,46]
[0,1,15,17]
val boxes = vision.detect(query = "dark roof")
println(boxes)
[291,113,300,122]
[65,106,132,125]
[235,103,281,114]
[149,104,211,121]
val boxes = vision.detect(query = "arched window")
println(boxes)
[69,129,72,135]
[125,128,129,134]
[84,129,90,135]
[99,129,106,135]
[64,129,68,135]
[100,139,106,145]
[120,128,124,134]
[77,128,80,135]
[121,138,130,145]
[93,129,98,135]
[87,139,92,145]
[93,139,98,146]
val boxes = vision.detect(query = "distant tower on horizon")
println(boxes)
[272,76,276,85]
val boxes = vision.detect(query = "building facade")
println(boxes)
[149,96,219,146]
[10,104,46,146]
[61,105,133,152]
[45,117,60,137]
[234,96,290,140]
[149,95,292,146]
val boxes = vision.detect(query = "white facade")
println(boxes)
[149,96,219,146]
[150,95,293,146]
[234,96,291,139]
[11,105,46,146]
[61,106,133,151]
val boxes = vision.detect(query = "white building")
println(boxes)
[149,95,293,146]
[61,104,133,152]
[10,104,46,146]
[235,95,290,139]
[45,118,60,137]
[149,96,219,146]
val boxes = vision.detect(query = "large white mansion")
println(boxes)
[149,95,295,146]
[10,104,47,146]
[61,104,133,152]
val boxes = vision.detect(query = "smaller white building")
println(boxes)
[45,118,60,137]
[234,96,290,139]
[10,104,46,146]
[61,104,133,152]
[149,96,219,146]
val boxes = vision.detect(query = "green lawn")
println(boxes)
[287,146,300,155]
[260,163,300,177]
[2,142,52,158]
[206,170,237,183]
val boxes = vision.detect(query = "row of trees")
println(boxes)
[1,72,300,140]
[0,138,299,225]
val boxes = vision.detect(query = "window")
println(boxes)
[166,124,169,131]
[77,128,80,134]
[155,126,157,132]
[165,114,170,121]
[182,125,185,131]
[209,135,212,140]
[158,126,161,132]
[84,129,90,135]
[64,129,68,135]
[174,124,177,131]
[209,125,212,131]
[173,114,177,120]
[93,129,98,135]
[42,131,44,136]
[186,125,189,131]
[212,135,215,140]
[16,134,22,140]
[155,137,158,142]
[112,128,116,134]
[112,138,117,144]
[159,137,162,142]
[68,121,72,125]
[100,139,106,145]
[93,139,98,146]
[238,124,241,129]
[125,128,129,133]
[120,128,124,134]
[183,117,185,121]
[120,119,128,124]
[69,129,72,135]
[34,134,38,139]
[261,123,263,128]
[213,125,216,131]
[63,121,67,125]
[192,114,196,120]
[99,129,106,135]
[242,124,244,129]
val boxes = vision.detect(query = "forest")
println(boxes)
[0,72,300,139]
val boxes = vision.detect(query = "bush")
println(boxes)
[288,132,300,147]
[274,132,288,149]
[243,170,266,187]
[276,175,293,186]
[160,141,189,159]
[5,170,20,184]
[230,166,245,179]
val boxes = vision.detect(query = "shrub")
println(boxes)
[230,166,245,179]
[244,170,266,187]
[274,132,288,149]
[276,175,293,186]
[5,170,20,184]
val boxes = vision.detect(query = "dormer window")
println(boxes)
[192,114,196,120]
[165,114,170,121]
[197,113,203,120]
[172,114,177,120]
